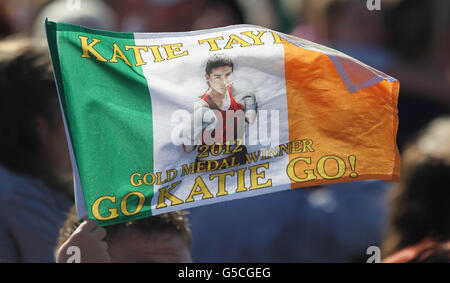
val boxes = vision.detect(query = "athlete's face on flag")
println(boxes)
[206,65,233,96]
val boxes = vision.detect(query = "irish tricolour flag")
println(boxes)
[46,20,400,226]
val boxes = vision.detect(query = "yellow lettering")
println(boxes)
[217,158,231,170]
[317,155,346,179]
[286,157,317,183]
[166,169,178,182]
[241,31,266,45]
[279,143,290,156]
[109,43,132,66]
[271,31,282,44]
[224,34,252,49]
[162,43,189,60]
[196,161,206,173]
[210,171,235,197]
[198,36,224,51]
[130,173,142,187]
[181,163,195,176]
[291,140,302,153]
[91,195,118,221]
[261,149,271,160]
[156,172,167,185]
[148,45,165,62]
[78,36,107,62]
[268,147,280,157]
[143,173,156,185]
[302,139,314,152]
[207,160,220,171]
[125,45,148,66]
[185,176,214,202]
[245,151,261,164]
[249,163,272,190]
[156,181,184,209]
[235,168,247,193]
[120,191,145,216]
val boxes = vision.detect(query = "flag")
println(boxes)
[45,20,400,226]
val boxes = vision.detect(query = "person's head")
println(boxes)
[205,54,234,96]
[57,206,192,263]
[382,116,450,257]
[0,38,72,195]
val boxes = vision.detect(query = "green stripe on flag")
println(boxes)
[46,21,154,226]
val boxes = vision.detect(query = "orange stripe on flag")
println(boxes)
[282,38,401,189]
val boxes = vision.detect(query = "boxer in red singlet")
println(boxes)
[183,54,257,169]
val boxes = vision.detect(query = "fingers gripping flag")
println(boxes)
[45,20,400,226]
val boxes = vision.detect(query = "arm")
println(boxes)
[232,85,257,124]
[240,93,257,124]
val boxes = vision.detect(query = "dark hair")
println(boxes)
[0,42,62,181]
[104,211,192,249]
[382,117,450,257]
[56,206,192,253]
[205,53,233,75]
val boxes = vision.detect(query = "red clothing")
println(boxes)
[200,86,244,145]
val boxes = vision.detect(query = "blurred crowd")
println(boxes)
[0,0,449,262]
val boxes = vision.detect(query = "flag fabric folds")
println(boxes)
[45,20,400,226]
